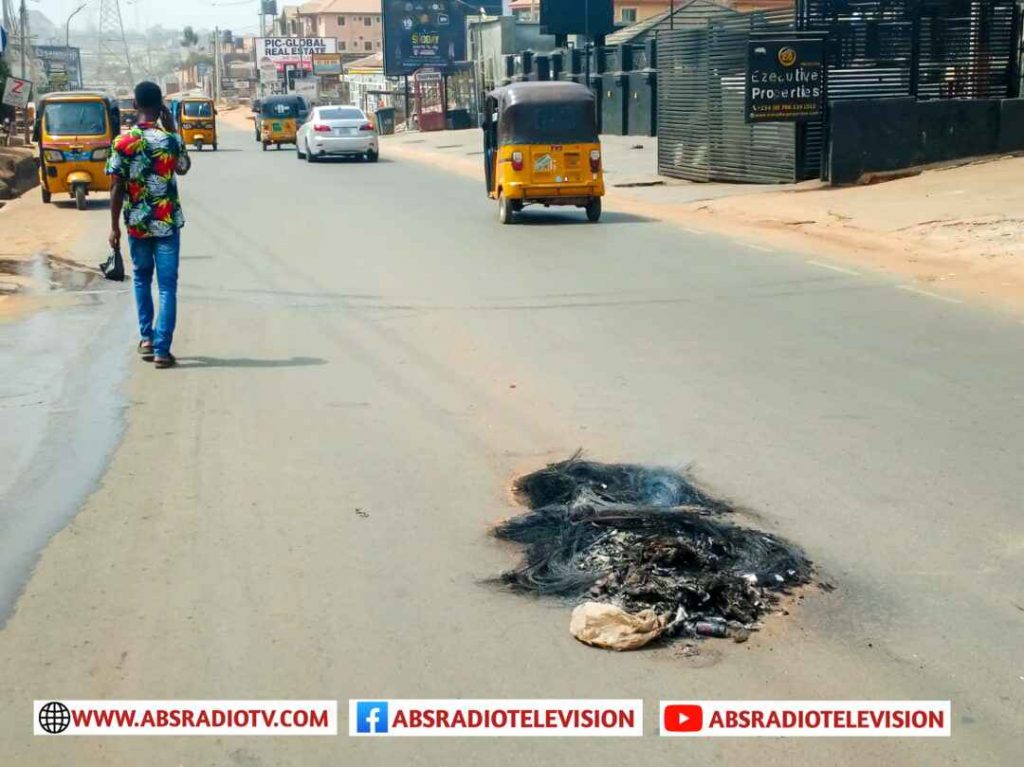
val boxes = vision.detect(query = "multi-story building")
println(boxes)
[278,1,383,60]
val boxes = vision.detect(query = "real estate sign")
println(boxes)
[255,37,338,71]
[382,0,466,77]
[745,38,825,123]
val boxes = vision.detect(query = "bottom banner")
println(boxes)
[660,700,951,737]
[349,699,643,737]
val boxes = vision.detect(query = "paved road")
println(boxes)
[1,123,1022,766]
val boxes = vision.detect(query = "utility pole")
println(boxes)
[213,27,221,102]
[19,0,27,80]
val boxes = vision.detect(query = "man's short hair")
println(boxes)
[134,81,163,110]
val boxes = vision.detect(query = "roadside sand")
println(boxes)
[0,191,97,322]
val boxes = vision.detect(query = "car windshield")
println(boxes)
[183,101,213,117]
[43,101,108,136]
[318,107,363,121]
[261,101,298,118]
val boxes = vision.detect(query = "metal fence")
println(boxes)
[658,9,801,182]
[658,0,1022,182]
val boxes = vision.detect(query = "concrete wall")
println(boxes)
[828,97,1024,184]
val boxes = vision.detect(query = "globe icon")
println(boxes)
[38,701,71,734]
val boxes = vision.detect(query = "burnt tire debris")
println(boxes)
[492,453,813,650]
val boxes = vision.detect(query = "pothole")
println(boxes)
[0,253,106,295]
[491,453,816,652]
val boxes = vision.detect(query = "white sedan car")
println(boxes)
[296,106,379,163]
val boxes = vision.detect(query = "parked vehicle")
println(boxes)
[171,97,217,151]
[482,82,604,224]
[296,106,378,163]
[34,91,120,210]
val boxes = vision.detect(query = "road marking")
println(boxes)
[745,243,775,253]
[807,259,861,276]
[896,285,963,304]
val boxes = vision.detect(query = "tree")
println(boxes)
[180,26,199,48]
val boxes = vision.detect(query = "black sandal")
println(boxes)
[138,341,154,362]
[154,354,177,369]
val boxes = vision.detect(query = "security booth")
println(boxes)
[413,69,446,132]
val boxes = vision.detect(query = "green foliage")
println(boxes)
[0,57,10,84]
[180,26,200,48]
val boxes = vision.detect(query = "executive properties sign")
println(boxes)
[745,38,825,123]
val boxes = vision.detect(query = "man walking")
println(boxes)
[107,81,190,369]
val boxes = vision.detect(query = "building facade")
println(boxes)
[279,0,383,59]
[509,0,674,25]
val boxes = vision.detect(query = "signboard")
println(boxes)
[2,76,32,108]
[259,60,280,82]
[33,45,83,90]
[382,0,466,77]
[539,0,614,37]
[312,54,342,76]
[255,37,338,71]
[745,38,825,123]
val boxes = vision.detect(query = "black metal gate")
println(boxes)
[658,0,1022,183]
[658,9,800,182]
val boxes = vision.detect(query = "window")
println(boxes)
[337,16,345,25]
[620,8,638,23]
[364,16,371,26]
[375,41,381,49]
[339,40,346,50]
[364,41,373,51]
[318,107,364,120]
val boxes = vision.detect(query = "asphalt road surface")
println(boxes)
[1,124,1022,766]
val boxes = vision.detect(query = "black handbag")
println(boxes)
[99,247,125,281]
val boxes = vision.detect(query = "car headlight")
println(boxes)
[43,149,65,162]
[91,148,109,160]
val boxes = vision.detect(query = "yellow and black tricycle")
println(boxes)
[34,91,120,210]
[257,95,303,151]
[482,82,605,224]
[174,96,218,151]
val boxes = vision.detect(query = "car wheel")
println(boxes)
[585,197,602,223]
[262,142,267,152]
[367,149,379,163]
[297,140,305,159]
[498,192,514,225]
[306,144,317,163]
[41,186,52,204]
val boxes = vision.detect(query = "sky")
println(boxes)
[34,0,266,35]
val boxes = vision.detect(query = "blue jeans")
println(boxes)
[128,230,180,358]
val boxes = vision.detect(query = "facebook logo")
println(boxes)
[355,701,389,734]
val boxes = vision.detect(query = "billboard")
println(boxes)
[382,1,466,77]
[312,54,342,76]
[255,37,338,72]
[33,45,83,90]
[539,0,614,37]
[745,38,825,123]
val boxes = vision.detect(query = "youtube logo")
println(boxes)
[663,704,704,733]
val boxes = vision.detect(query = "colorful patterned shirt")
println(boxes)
[106,123,189,239]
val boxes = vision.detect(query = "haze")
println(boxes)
[35,0,262,35]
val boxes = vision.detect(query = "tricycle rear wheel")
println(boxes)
[74,185,86,211]
[498,192,515,225]
[585,197,602,223]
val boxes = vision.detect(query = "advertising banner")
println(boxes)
[255,37,338,72]
[745,38,825,123]
[2,76,32,108]
[312,54,342,76]
[33,46,84,90]
[382,0,466,77]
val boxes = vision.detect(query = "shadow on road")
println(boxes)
[306,156,395,164]
[52,199,110,211]
[513,209,654,225]
[173,356,327,369]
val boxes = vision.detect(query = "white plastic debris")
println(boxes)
[569,602,666,651]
